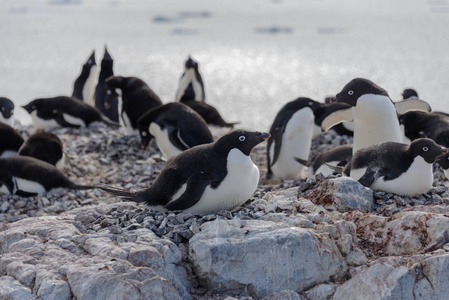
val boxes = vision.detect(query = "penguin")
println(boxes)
[22,96,119,129]
[321,78,431,154]
[343,138,447,196]
[436,152,449,179]
[0,156,95,196]
[175,56,205,102]
[0,122,24,157]
[400,111,449,147]
[174,57,237,127]
[18,132,66,170]
[100,130,270,214]
[402,88,419,100]
[0,97,15,126]
[266,97,322,181]
[295,144,353,178]
[137,102,214,158]
[94,46,119,122]
[72,50,97,104]
[105,76,163,135]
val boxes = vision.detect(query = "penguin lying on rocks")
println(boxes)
[0,156,95,196]
[137,102,213,158]
[0,97,15,126]
[343,138,447,196]
[19,132,66,170]
[0,122,24,157]
[175,56,237,127]
[22,96,119,129]
[105,76,163,135]
[101,130,270,214]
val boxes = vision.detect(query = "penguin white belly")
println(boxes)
[175,69,193,102]
[1,150,18,158]
[149,122,183,159]
[84,65,98,106]
[184,149,260,214]
[14,177,46,195]
[352,95,403,153]
[119,97,137,135]
[0,183,10,194]
[30,111,59,129]
[370,157,433,196]
[62,114,86,127]
[0,115,13,126]
[270,108,314,180]
[55,154,66,170]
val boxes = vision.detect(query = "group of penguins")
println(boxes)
[1,47,449,214]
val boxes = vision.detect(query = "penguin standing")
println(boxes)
[22,96,119,129]
[19,132,66,170]
[0,156,95,196]
[344,138,447,196]
[0,97,15,126]
[321,78,431,154]
[100,130,270,214]
[266,97,322,181]
[94,47,119,122]
[105,76,163,135]
[0,122,24,157]
[72,50,97,104]
[137,102,213,158]
[175,56,237,127]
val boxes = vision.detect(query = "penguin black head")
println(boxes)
[85,50,96,68]
[0,97,15,119]
[331,78,389,106]
[104,88,119,110]
[402,88,418,100]
[22,99,43,114]
[214,130,270,156]
[436,152,449,169]
[185,56,199,71]
[408,138,448,164]
[137,110,154,150]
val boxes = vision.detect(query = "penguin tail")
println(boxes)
[225,121,240,128]
[324,162,344,174]
[98,184,146,203]
[294,157,310,167]
[101,116,121,128]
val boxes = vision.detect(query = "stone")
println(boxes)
[262,289,303,300]
[0,276,32,299]
[189,219,346,298]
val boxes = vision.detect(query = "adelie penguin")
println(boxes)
[19,132,66,170]
[72,50,97,104]
[175,56,237,127]
[400,110,449,147]
[105,76,163,135]
[22,96,119,129]
[0,156,95,196]
[0,97,15,126]
[137,102,213,158]
[321,78,431,154]
[94,46,119,122]
[343,138,447,196]
[101,130,270,214]
[0,122,24,158]
[266,97,322,181]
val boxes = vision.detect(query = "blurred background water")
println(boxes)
[1,0,449,131]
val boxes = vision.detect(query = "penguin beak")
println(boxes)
[260,132,271,141]
[329,96,338,103]
[442,147,448,154]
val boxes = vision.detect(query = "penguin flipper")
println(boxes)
[321,107,354,132]
[357,168,378,187]
[51,110,81,128]
[395,99,431,115]
[294,157,310,167]
[164,172,214,211]
[167,123,190,151]
[0,176,14,194]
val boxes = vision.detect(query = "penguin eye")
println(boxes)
[423,147,429,151]
[107,89,112,95]
[239,136,246,142]
[31,105,36,110]
[308,101,313,106]
[141,131,147,137]
[88,59,92,64]
[1,107,4,111]
[348,90,354,96]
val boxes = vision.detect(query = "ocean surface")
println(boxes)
[1,0,449,132]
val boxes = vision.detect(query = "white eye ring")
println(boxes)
[348,90,354,95]
[107,90,112,95]
[308,101,313,106]
[423,147,429,151]
[239,136,246,141]
[88,59,92,64]
[141,131,148,137]
[1,107,4,111]
[31,105,36,110]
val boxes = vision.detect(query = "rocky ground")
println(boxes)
[2,123,449,299]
